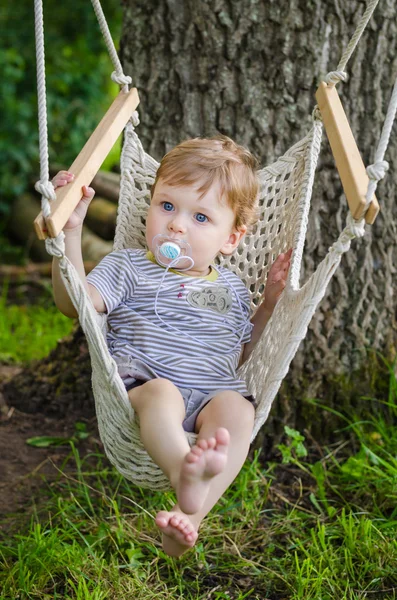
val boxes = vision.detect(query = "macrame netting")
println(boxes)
[87,113,366,489]
[34,0,397,490]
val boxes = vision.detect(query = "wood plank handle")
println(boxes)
[34,87,140,240]
[315,81,379,225]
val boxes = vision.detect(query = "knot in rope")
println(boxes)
[330,237,351,256]
[330,214,365,255]
[346,213,366,238]
[35,179,56,201]
[323,70,348,86]
[131,111,140,127]
[366,160,389,182]
[45,231,66,259]
[111,71,132,87]
[35,179,57,218]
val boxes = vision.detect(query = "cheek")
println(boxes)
[193,228,219,250]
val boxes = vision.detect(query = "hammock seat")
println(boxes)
[33,0,396,490]
[61,116,365,490]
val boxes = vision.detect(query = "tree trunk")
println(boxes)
[119,0,397,442]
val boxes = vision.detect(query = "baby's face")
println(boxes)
[146,179,246,276]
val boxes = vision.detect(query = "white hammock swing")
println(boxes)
[33,0,396,490]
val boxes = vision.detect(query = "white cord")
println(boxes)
[153,259,251,354]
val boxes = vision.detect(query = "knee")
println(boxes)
[210,391,255,430]
[141,378,177,397]
[128,377,178,411]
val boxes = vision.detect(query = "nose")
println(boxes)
[168,215,186,235]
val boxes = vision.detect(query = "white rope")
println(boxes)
[33,0,56,219]
[90,0,132,92]
[365,76,397,204]
[33,0,133,226]
[324,0,380,87]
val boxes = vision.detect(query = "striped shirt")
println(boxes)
[87,249,253,394]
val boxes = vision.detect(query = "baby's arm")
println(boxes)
[51,171,106,318]
[240,249,292,365]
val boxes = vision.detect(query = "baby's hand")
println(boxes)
[52,170,95,231]
[263,248,292,312]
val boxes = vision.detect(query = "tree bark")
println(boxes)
[119,0,397,441]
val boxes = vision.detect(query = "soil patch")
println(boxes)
[0,278,100,530]
[2,327,95,419]
[0,361,101,534]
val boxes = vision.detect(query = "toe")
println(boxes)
[185,523,194,534]
[191,445,203,456]
[186,451,200,463]
[216,427,230,446]
[186,530,198,542]
[170,515,181,526]
[155,511,170,527]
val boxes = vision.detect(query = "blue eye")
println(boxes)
[162,202,174,211]
[195,213,208,223]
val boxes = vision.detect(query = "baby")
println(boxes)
[52,135,291,557]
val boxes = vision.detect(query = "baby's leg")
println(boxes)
[158,391,255,556]
[181,391,255,518]
[128,378,189,490]
[129,378,199,552]
[176,427,230,515]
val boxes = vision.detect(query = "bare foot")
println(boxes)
[177,427,230,515]
[155,510,198,557]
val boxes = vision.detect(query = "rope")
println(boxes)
[90,0,132,92]
[324,0,380,87]
[365,76,397,205]
[33,0,133,228]
[33,0,56,219]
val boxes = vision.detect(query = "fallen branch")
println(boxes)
[11,193,113,263]
[0,262,97,280]
[49,165,120,202]
[85,197,117,240]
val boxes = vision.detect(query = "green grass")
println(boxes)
[1,293,396,598]
[1,397,397,599]
[0,283,74,363]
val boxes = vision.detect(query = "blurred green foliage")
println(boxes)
[0,0,122,223]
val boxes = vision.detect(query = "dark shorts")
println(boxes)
[126,378,256,433]
[115,355,255,433]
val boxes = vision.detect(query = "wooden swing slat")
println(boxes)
[315,81,379,225]
[34,88,140,240]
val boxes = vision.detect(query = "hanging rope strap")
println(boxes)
[33,0,56,220]
[365,76,397,204]
[33,0,137,240]
[90,0,132,91]
[324,0,380,86]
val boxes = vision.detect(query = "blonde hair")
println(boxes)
[151,135,259,230]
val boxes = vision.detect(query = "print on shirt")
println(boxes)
[186,286,232,314]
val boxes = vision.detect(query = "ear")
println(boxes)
[220,225,247,255]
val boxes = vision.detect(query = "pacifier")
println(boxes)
[153,234,194,270]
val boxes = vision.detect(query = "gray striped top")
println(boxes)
[87,249,253,395]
